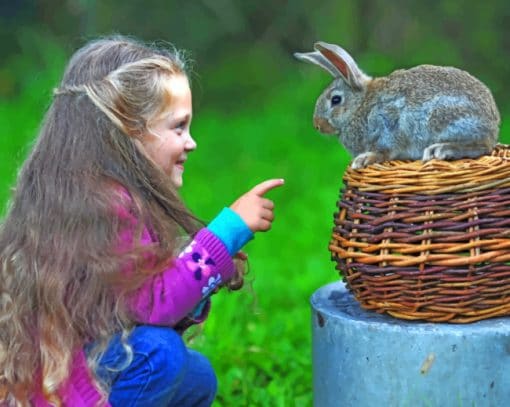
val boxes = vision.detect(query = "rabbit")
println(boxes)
[294,42,501,169]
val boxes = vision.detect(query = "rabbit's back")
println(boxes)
[360,65,500,160]
[383,65,498,121]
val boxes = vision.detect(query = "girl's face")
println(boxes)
[142,74,196,188]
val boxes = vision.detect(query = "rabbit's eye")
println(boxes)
[331,95,342,106]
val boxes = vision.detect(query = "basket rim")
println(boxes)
[344,144,510,194]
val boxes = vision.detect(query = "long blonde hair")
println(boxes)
[0,35,243,406]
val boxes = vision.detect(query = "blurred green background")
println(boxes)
[1,1,510,406]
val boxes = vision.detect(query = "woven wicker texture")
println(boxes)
[330,144,510,323]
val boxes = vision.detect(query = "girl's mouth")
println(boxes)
[175,159,186,170]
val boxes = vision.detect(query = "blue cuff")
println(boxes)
[207,207,254,256]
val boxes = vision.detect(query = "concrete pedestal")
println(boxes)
[311,281,510,407]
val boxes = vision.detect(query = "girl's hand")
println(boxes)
[230,179,284,233]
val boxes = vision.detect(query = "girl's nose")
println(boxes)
[185,134,197,151]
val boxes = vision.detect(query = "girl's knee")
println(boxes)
[188,350,218,401]
[192,350,216,383]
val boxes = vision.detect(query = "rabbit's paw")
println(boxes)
[422,143,457,161]
[351,152,379,169]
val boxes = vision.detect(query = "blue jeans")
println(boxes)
[91,326,217,407]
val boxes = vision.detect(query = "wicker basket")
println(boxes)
[330,144,510,323]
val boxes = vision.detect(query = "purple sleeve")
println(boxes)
[125,227,234,326]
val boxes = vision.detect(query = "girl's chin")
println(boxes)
[170,175,183,188]
[167,166,184,188]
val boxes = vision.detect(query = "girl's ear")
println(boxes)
[294,50,342,78]
[313,42,370,91]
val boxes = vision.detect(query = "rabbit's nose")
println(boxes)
[313,117,336,134]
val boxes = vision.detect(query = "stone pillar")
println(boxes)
[311,281,510,406]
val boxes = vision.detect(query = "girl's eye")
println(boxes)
[331,95,342,106]
[174,121,187,130]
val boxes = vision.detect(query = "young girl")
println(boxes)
[0,35,283,406]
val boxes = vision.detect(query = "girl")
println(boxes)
[0,35,283,406]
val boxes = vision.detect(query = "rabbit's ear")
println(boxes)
[314,42,370,90]
[294,51,341,78]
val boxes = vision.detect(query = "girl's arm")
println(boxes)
[118,178,283,327]
[125,224,235,326]
[113,187,239,327]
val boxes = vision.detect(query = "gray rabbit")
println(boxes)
[294,42,500,169]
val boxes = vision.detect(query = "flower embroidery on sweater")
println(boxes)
[202,275,222,297]
[182,243,216,281]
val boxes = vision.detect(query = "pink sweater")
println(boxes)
[33,215,234,405]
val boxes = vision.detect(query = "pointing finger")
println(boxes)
[250,179,285,197]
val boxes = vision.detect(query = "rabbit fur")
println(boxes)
[294,42,500,169]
